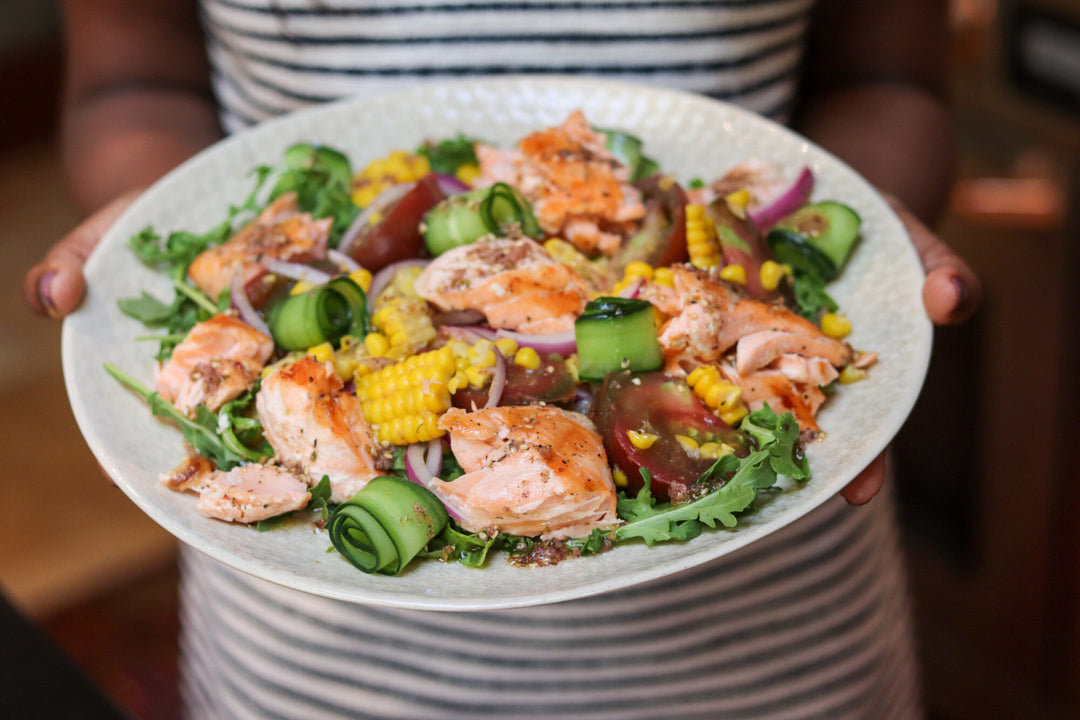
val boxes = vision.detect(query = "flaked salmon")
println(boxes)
[414,237,590,334]
[188,192,331,305]
[155,313,274,417]
[428,405,619,539]
[256,356,382,503]
[658,265,852,371]
[161,455,310,524]
[476,111,645,256]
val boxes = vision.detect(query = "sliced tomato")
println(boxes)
[707,199,778,300]
[611,177,688,272]
[592,371,749,501]
[452,352,578,408]
[345,174,445,272]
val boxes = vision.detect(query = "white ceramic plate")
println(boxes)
[63,77,931,611]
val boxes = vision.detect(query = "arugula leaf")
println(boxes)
[104,363,248,470]
[418,134,478,175]
[790,271,838,321]
[216,387,272,463]
[263,143,359,246]
[613,410,808,545]
[739,405,810,481]
[426,526,502,568]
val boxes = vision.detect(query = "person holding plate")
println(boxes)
[25,0,980,717]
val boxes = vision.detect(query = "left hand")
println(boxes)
[839,197,981,505]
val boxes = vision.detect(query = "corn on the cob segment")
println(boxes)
[686,365,749,426]
[351,150,431,207]
[355,346,456,445]
[685,204,721,270]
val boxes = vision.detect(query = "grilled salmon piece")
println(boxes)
[161,455,310,524]
[719,363,828,433]
[188,192,331,305]
[256,356,382,503]
[414,237,590,334]
[155,313,274,417]
[658,266,852,371]
[431,405,619,539]
[476,111,646,256]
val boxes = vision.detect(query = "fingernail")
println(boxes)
[38,271,60,318]
[950,275,970,320]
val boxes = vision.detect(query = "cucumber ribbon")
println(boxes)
[328,476,449,575]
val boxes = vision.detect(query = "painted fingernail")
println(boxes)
[950,275,970,319]
[38,271,60,318]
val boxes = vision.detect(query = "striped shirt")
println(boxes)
[200,0,814,133]
[186,2,924,718]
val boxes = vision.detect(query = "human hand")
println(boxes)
[839,197,981,505]
[22,189,143,319]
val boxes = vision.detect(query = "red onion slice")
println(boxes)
[433,173,470,196]
[494,328,577,355]
[484,349,507,409]
[261,257,332,285]
[424,438,443,476]
[337,181,415,256]
[367,258,430,303]
[326,248,362,274]
[404,442,461,521]
[617,277,645,299]
[230,270,271,337]
[748,166,814,230]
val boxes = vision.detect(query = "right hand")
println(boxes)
[23,189,143,319]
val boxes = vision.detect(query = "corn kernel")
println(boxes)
[472,348,496,369]
[719,264,747,285]
[514,346,541,370]
[839,364,867,384]
[724,189,751,219]
[759,260,786,292]
[465,366,489,388]
[348,268,373,293]
[699,442,734,460]
[612,468,628,488]
[455,163,480,185]
[495,337,519,358]
[627,430,659,450]
[624,261,654,280]
[720,405,749,426]
[306,342,334,363]
[821,313,852,339]
[675,434,700,456]
[364,332,390,357]
[290,280,316,295]
[652,267,675,288]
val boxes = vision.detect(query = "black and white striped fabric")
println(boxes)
[200,0,814,133]
[180,491,922,719]
[185,2,924,717]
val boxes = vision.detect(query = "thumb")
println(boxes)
[23,189,142,318]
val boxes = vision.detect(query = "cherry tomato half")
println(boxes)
[345,173,445,272]
[591,371,750,501]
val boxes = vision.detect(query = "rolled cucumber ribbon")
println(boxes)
[328,476,449,575]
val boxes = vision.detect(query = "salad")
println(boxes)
[109,110,876,576]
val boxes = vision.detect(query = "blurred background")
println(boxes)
[2,0,1079,718]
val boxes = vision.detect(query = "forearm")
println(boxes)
[62,89,222,214]
[793,82,955,223]
[60,0,222,214]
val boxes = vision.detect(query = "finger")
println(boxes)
[887,198,982,325]
[22,190,142,319]
[840,452,887,506]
